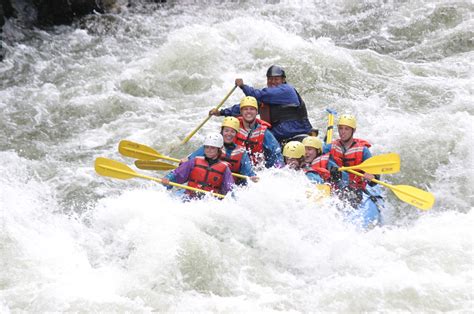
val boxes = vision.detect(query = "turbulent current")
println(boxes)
[1,0,473,312]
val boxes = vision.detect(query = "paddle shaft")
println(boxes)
[181,85,237,144]
[135,160,177,171]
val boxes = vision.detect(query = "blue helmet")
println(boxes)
[266,65,286,78]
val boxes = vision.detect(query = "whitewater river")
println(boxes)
[1,0,472,312]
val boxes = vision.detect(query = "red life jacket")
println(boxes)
[330,138,371,189]
[311,153,330,169]
[220,145,245,173]
[310,166,330,181]
[303,165,330,181]
[235,117,271,165]
[187,156,228,194]
[294,153,329,181]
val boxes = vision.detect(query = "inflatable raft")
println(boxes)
[342,184,384,229]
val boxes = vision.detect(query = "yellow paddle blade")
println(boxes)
[306,184,331,203]
[95,157,137,180]
[345,169,435,210]
[390,184,435,210]
[135,160,177,171]
[119,140,181,163]
[118,140,161,160]
[339,153,401,174]
[315,184,331,197]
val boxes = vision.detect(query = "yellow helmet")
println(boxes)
[240,96,258,110]
[302,136,322,150]
[338,114,357,129]
[283,141,305,159]
[221,117,240,132]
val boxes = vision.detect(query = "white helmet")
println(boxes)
[203,133,223,148]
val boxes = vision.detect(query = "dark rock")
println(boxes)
[1,0,11,61]
[1,0,106,27]
[0,19,2,62]
[0,0,167,61]
[1,0,106,61]
[1,0,15,19]
[1,2,4,32]
[34,0,105,26]
[35,0,74,25]
[7,0,38,26]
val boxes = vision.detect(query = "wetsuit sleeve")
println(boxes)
[241,84,300,105]
[263,130,284,168]
[322,143,331,154]
[163,172,176,190]
[168,159,195,184]
[327,157,338,170]
[306,172,323,184]
[164,172,175,181]
[239,152,256,177]
[219,103,241,117]
[187,146,205,160]
[220,167,234,195]
[363,147,379,186]
[362,147,372,161]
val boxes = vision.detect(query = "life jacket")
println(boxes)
[310,166,330,181]
[303,153,331,181]
[187,156,228,194]
[259,88,309,125]
[235,117,271,165]
[304,164,330,181]
[330,138,371,189]
[311,153,330,169]
[220,144,245,174]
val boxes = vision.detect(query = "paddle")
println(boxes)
[315,184,331,197]
[338,153,400,174]
[306,184,331,203]
[345,169,435,210]
[325,108,337,144]
[181,85,237,144]
[119,140,250,180]
[119,140,180,163]
[135,159,249,180]
[94,157,225,199]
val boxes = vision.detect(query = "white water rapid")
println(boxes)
[1,0,473,312]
